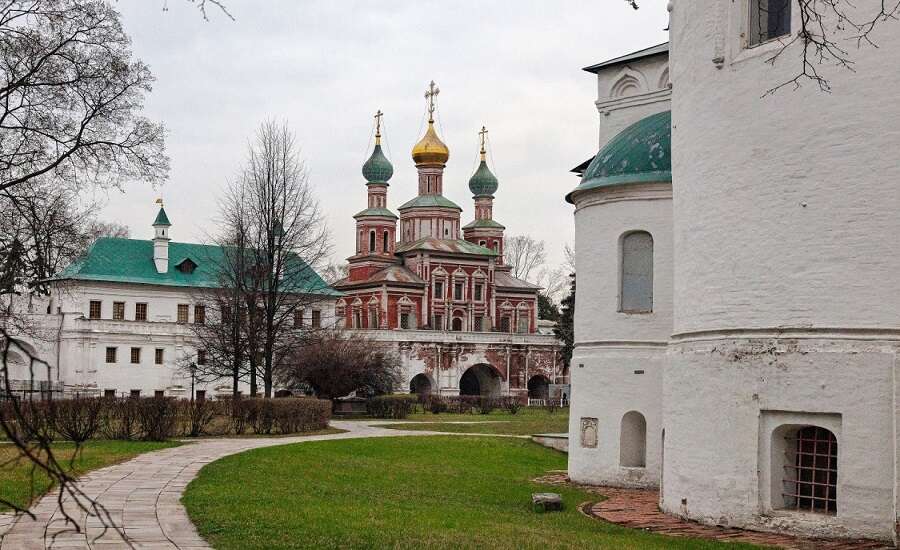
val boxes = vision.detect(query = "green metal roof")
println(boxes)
[153,207,171,226]
[395,237,497,257]
[566,110,671,204]
[353,207,398,219]
[397,194,462,211]
[362,144,394,184]
[54,238,341,296]
[468,160,499,197]
[462,218,505,230]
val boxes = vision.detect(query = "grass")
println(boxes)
[0,440,179,512]
[381,407,569,436]
[183,436,759,549]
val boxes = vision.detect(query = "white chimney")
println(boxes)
[152,206,171,274]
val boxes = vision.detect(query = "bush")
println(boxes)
[272,398,331,433]
[54,397,103,443]
[101,398,140,440]
[367,395,417,419]
[477,397,496,415]
[178,398,219,437]
[136,397,178,441]
[428,396,448,414]
[502,397,522,415]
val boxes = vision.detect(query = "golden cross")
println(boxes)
[374,110,383,143]
[478,126,488,156]
[424,80,440,122]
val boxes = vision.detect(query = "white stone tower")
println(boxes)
[152,204,171,274]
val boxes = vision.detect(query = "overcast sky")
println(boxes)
[102,0,669,271]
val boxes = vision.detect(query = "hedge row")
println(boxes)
[419,395,522,415]
[1,396,332,442]
[366,394,418,419]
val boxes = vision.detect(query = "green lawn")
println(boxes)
[382,407,569,435]
[0,440,179,512]
[183,436,759,549]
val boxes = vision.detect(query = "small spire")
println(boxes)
[478,126,488,161]
[374,109,383,145]
[424,80,440,123]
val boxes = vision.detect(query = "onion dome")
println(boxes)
[362,143,393,184]
[566,110,671,204]
[411,121,450,166]
[468,160,498,197]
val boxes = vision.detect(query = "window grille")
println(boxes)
[105,347,117,363]
[130,347,141,364]
[113,302,125,320]
[89,300,102,319]
[155,348,164,365]
[783,426,837,514]
[177,304,189,324]
[194,305,206,325]
[135,303,148,321]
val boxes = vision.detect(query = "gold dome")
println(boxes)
[411,121,450,166]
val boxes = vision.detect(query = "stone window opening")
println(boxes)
[368,307,379,329]
[434,280,445,300]
[433,314,443,330]
[369,230,376,253]
[294,308,304,328]
[135,302,147,321]
[748,0,791,47]
[500,316,511,333]
[154,348,164,365]
[474,316,484,332]
[780,426,838,515]
[474,283,483,302]
[453,281,464,301]
[311,309,321,328]
[620,231,653,313]
[353,309,362,329]
[194,305,205,325]
[197,349,207,366]
[89,300,102,319]
[451,316,464,332]
[112,301,125,321]
[130,347,141,364]
[383,231,389,253]
[620,411,647,468]
[177,304,189,324]
[105,347,117,364]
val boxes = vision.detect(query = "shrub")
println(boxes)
[178,398,219,437]
[272,398,331,433]
[477,397,496,415]
[367,395,416,419]
[427,396,448,414]
[54,397,103,443]
[502,397,522,415]
[136,397,178,441]
[100,398,140,440]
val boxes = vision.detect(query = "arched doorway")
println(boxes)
[459,364,501,397]
[620,411,647,467]
[409,373,432,396]
[527,375,551,400]
[451,317,463,331]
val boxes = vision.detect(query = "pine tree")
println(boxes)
[554,273,575,369]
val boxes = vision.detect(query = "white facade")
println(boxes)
[8,215,337,399]
[569,0,900,542]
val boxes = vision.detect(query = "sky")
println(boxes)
[101,0,670,272]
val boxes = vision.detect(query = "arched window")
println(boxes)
[620,411,647,468]
[780,426,837,514]
[620,231,653,313]
[369,231,376,253]
[451,317,463,331]
[383,231,389,253]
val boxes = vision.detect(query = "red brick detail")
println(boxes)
[534,474,892,550]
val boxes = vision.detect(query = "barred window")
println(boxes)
[783,426,837,514]
[105,347,117,363]
[194,305,206,325]
[311,310,321,328]
[112,302,125,320]
[135,303,148,321]
[197,350,207,365]
[89,300,102,319]
[177,304,189,324]
[130,347,141,364]
[154,348,164,365]
[294,308,304,328]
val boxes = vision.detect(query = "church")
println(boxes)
[567,0,900,543]
[333,83,563,400]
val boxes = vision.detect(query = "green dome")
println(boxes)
[566,110,671,203]
[468,160,499,197]
[362,144,393,184]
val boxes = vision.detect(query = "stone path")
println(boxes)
[0,421,443,550]
[536,473,893,550]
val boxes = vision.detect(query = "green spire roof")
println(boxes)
[566,110,671,203]
[153,207,171,226]
[468,160,499,197]
[362,144,394,184]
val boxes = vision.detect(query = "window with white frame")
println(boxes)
[748,0,791,47]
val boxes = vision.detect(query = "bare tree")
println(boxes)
[280,331,401,401]
[504,235,547,283]
[0,1,169,193]
[213,121,332,398]
[628,0,900,93]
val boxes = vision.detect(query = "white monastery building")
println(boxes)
[7,207,339,399]
[567,0,900,543]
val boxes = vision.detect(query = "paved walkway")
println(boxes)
[536,473,893,550]
[0,421,442,550]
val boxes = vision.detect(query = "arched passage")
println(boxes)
[527,375,551,400]
[451,317,463,332]
[620,411,647,468]
[459,364,501,397]
[409,373,433,396]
